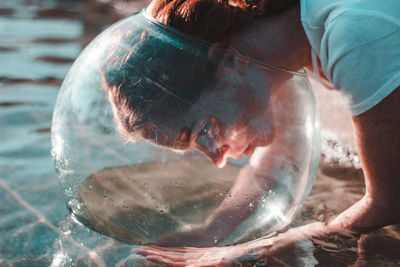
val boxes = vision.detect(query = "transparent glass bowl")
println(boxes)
[51,11,320,247]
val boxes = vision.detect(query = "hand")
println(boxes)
[133,222,358,267]
[133,243,259,267]
[133,222,357,266]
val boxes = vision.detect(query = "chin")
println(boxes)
[230,154,242,160]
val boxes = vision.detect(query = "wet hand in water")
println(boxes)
[133,243,258,267]
[132,230,301,266]
[133,222,359,266]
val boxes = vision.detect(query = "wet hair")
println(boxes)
[103,0,298,145]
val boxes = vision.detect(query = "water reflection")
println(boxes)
[0,0,131,266]
[1,0,399,266]
[52,212,400,266]
[50,162,400,266]
[51,215,153,267]
[0,0,124,86]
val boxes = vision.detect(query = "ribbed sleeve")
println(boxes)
[319,11,400,115]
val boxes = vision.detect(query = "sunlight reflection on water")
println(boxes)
[0,0,399,266]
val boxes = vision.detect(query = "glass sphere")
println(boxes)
[51,11,320,247]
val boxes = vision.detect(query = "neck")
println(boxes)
[230,4,312,71]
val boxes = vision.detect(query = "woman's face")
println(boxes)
[183,112,274,168]
[141,59,275,168]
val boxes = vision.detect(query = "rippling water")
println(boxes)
[0,0,399,266]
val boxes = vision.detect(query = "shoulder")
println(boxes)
[321,9,400,67]
[320,9,400,115]
[321,9,400,78]
[325,8,400,42]
[300,0,400,55]
[302,0,400,27]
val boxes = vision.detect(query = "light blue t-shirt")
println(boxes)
[300,0,400,115]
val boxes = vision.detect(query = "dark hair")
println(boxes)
[147,0,298,42]
[101,21,219,146]
[103,0,297,145]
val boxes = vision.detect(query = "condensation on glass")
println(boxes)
[51,11,321,247]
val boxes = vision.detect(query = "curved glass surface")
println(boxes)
[51,11,321,247]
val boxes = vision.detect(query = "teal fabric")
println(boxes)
[300,0,400,115]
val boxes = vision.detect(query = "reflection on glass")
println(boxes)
[51,11,320,247]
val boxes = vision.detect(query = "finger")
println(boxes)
[151,248,210,262]
[148,244,189,252]
[146,255,187,267]
[146,244,202,253]
[149,245,222,255]
[135,248,189,262]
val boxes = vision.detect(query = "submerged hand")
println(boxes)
[133,243,258,267]
[134,222,356,266]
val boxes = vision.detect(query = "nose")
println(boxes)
[203,145,231,168]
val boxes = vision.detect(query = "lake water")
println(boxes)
[0,0,399,266]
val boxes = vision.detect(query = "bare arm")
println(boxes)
[137,88,400,265]
[200,83,310,239]
[328,86,400,232]
[155,81,311,247]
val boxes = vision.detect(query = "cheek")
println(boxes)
[223,125,252,149]
[226,119,273,151]
[253,112,276,146]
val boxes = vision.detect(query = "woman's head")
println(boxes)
[102,21,219,145]
[101,0,299,167]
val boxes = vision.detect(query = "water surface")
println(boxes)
[0,0,399,266]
